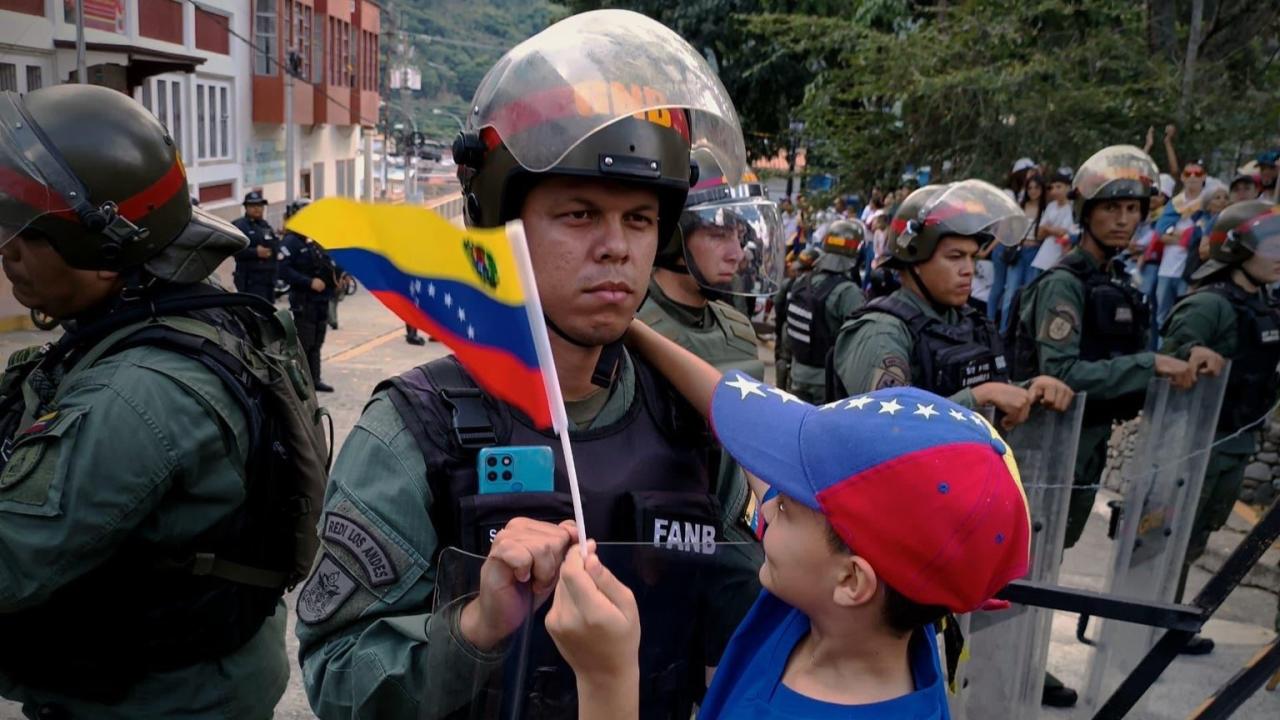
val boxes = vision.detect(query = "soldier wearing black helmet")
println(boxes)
[279,198,345,392]
[1008,146,1214,553]
[0,84,328,718]
[1160,201,1277,648]
[232,190,280,302]
[295,11,764,719]
[783,219,867,403]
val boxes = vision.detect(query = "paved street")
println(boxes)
[0,280,1276,719]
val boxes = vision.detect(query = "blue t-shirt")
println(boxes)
[699,592,950,719]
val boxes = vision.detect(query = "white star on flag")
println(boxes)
[769,387,801,404]
[458,307,466,322]
[878,398,903,415]
[444,293,453,308]
[467,325,475,340]
[949,409,968,422]
[914,403,938,419]
[845,396,873,410]
[427,282,436,298]
[726,375,767,400]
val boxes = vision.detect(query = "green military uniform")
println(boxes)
[0,336,288,720]
[638,277,765,381]
[831,287,982,407]
[787,268,865,403]
[1016,248,1156,548]
[1160,290,1256,586]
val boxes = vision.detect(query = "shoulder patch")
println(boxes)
[297,553,358,624]
[323,511,399,587]
[1041,303,1080,342]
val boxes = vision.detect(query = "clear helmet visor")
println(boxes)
[467,9,745,183]
[923,179,1029,247]
[0,92,63,247]
[680,197,784,297]
[1073,145,1158,204]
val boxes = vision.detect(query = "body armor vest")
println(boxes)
[377,355,729,719]
[786,271,849,368]
[838,294,1008,398]
[638,291,764,380]
[1202,282,1280,433]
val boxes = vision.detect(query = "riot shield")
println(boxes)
[420,540,763,720]
[950,397,1086,720]
[1078,369,1230,715]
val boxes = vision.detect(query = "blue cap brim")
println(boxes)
[710,373,822,512]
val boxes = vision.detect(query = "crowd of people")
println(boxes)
[1,7,1278,720]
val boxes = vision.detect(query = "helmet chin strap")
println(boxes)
[905,265,951,314]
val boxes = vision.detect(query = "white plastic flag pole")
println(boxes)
[506,220,590,556]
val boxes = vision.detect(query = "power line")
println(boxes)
[406,31,508,52]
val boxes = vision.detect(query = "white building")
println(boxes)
[0,0,382,225]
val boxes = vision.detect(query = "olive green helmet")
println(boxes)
[822,219,865,258]
[1,84,245,280]
[885,180,1026,265]
[1071,145,1158,223]
[1191,200,1280,280]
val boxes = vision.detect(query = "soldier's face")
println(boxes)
[687,224,745,286]
[1,233,120,318]
[1087,199,1143,248]
[915,235,979,307]
[521,176,660,346]
[1242,238,1280,284]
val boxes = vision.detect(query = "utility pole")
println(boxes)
[285,48,300,204]
[74,0,86,83]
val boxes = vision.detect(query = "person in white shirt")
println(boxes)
[1032,172,1076,273]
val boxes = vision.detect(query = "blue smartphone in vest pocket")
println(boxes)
[477,446,556,494]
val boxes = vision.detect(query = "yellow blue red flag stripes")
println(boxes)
[286,198,553,428]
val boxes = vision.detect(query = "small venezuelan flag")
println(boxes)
[286,199,553,428]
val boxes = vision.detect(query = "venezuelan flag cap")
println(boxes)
[710,373,1030,613]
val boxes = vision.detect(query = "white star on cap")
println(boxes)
[726,375,767,400]
[769,387,802,404]
[969,412,987,426]
[949,409,968,422]
[818,401,842,411]
[914,403,938,419]
[845,396,873,410]
[444,293,453,308]
[878,398,903,415]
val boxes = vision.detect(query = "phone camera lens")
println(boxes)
[487,471,498,481]
[486,456,497,467]
[501,456,513,467]
[502,471,513,481]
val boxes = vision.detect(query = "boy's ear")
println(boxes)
[832,555,880,609]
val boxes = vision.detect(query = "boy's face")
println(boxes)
[759,494,850,610]
[1048,181,1070,202]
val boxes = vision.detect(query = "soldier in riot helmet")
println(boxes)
[1009,146,1211,552]
[1160,200,1274,654]
[295,11,764,719]
[231,190,280,302]
[0,84,328,718]
[828,181,1073,425]
[638,145,782,381]
[784,219,866,403]
[279,197,345,393]
[774,247,820,391]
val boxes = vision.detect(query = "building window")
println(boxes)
[139,0,183,45]
[198,181,235,204]
[137,76,186,161]
[25,65,40,92]
[286,2,313,81]
[0,0,45,18]
[312,8,324,85]
[0,64,15,92]
[195,79,233,162]
[195,7,231,55]
[254,0,277,75]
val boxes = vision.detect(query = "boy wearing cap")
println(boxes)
[548,361,1030,719]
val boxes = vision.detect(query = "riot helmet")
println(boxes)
[0,85,245,282]
[452,9,744,248]
[885,180,1027,266]
[662,145,784,297]
[1071,145,1158,229]
[815,218,866,274]
[1191,200,1280,282]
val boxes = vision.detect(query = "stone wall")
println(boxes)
[1103,412,1280,508]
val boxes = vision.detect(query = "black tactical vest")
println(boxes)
[1202,283,1280,433]
[786,271,850,367]
[1009,257,1150,424]
[0,293,297,704]
[377,355,737,719]
[836,294,1008,398]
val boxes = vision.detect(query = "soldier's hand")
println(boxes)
[310,278,326,293]
[1187,346,1226,378]
[1154,354,1196,389]
[546,541,640,684]
[460,518,577,651]
[256,245,272,259]
[973,382,1033,430]
[1027,376,1074,412]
